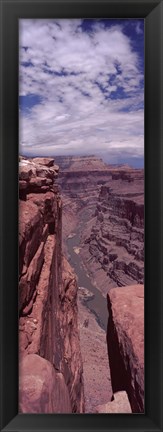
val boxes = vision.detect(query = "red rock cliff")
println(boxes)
[55,157,144,295]
[19,157,84,413]
[107,284,144,413]
[81,169,144,294]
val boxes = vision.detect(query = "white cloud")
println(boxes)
[135,22,143,35]
[19,19,144,162]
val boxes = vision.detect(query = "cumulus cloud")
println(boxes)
[19,19,144,163]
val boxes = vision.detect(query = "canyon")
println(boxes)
[19,155,144,414]
[56,155,144,294]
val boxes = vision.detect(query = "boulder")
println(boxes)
[19,161,36,181]
[19,354,72,413]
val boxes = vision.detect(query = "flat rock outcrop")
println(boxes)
[19,157,84,413]
[19,354,71,413]
[107,284,144,413]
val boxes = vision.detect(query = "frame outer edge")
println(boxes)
[1,0,163,431]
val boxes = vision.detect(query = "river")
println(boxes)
[67,227,108,330]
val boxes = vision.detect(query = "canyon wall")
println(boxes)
[56,156,144,294]
[81,169,144,294]
[56,156,144,413]
[107,284,144,413]
[19,157,84,413]
[94,283,144,414]
[56,155,113,243]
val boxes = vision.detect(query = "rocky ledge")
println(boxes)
[107,284,144,413]
[19,156,59,199]
[19,156,84,413]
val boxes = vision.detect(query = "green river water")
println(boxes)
[67,229,108,330]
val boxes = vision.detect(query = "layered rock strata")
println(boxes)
[55,157,144,294]
[19,157,84,413]
[81,169,144,294]
[56,156,144,412]
[56,156,113,247]
[107,284,144,413]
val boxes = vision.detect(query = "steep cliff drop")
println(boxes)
[106,284,144,413]
[56,157,144,295]
[81,169,144,294]
[56,155,144,413]
[19,155,144,414]
[19,157,84,413]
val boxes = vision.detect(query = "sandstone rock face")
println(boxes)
[107,284,144,413]
[19,354,71,413]
[81,170,144,294]
[55,155,113,249]
[19,158,59,199]
[58,256,85,413]
[19,157,84,413]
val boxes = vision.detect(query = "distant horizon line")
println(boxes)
[20,152,144,169]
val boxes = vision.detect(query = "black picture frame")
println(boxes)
[0,0,163,431]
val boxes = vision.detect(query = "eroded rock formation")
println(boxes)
[107,284,144,413]
[55,156,144,413]
[56,156,144,294]
[55,155,112,244]
[81,169,144,294]
[19,157,84,413]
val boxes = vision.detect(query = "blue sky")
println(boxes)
[19,19,144,167]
